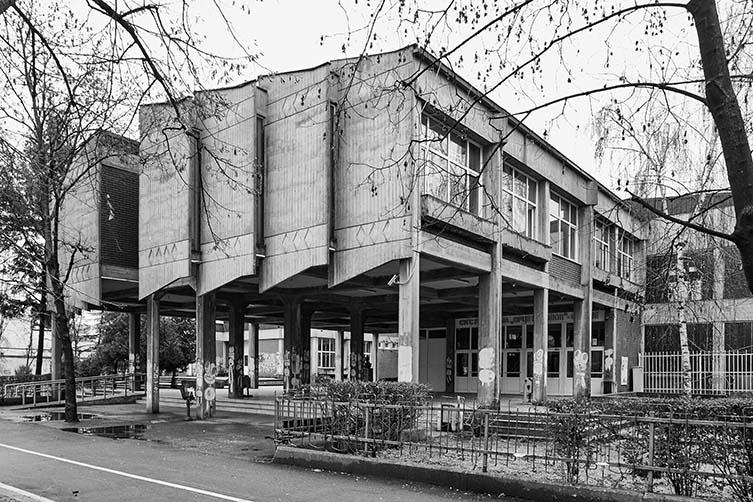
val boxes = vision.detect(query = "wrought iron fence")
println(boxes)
[274,395,753,500]
[643,351,753,394]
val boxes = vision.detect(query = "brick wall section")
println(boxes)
[614,309,641,392]
[100,165,139,269]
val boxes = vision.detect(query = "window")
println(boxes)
[502,163,538,238]
[616,230,635,280]
[724,246,752,299]
[422,115,483,215]
[318,338,336,370]
[594,219,611,271]
[363,341,372,356]
[550,193,578,260]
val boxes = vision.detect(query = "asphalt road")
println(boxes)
[0,417,515,502]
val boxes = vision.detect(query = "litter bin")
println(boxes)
[631,366,644,393]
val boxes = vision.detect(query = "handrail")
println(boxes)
[2,373,143,407]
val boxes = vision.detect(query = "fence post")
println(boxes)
[647,421,655,493]
[482,412,490,473]
[364,405,370,455]
[273,394,279,441]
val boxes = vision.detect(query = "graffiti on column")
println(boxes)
[533,349,544,389]
[195,360,204,411]
[445,356,454,386]
[203,361,217,416]
[350,352,363,380]
[478,347,495,386]
[283,350,291,390]
[302,349,310,384]
[289,352,301,389]
[604,349,614,381]
[573,349,589,389]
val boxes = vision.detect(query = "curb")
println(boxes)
[272,446,701,502]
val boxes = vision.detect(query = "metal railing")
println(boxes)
[3,373,140,406]
[274,395,753,500]
[643,351,753,394]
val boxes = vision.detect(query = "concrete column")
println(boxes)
[50,319,62,380]
[478,272,500,408]
[248,322,259,389]
[196,292,217,419]
[371,333,379,381]
[228,301,245,398]
[445,317,455,393]
[398,256,420,383]
[146,294,160,414]
[605,307,617,392]
[573,300,592,399]
[350,306,365,380]
[532,288,549,404]
[573,203,594,400]
[283,300,313,391]
[335,329,344,381]
[310,331,318,382]
[128,313,141,390]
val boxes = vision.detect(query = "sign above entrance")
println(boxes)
[499,310,606,325]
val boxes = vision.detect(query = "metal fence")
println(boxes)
[2,373,140,406]
[274,395,753,500]
[643,351,753,394]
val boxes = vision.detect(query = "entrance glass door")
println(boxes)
[455,319,478,393]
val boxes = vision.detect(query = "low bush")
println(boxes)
[304,380,430,446]
[549,397,753,498]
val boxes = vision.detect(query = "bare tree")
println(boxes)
[330,0,753,292]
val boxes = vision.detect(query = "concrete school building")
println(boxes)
[57,44,646,416]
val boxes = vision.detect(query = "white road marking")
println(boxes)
[0,481,56,502]
[0,442,254,502]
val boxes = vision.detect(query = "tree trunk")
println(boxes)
[35,275,46,375]
[171,370,177,389]
[675,241,692,396]
[689,0,753,293]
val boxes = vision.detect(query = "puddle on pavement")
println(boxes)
[22,412,97,422]
[61,424,148,440]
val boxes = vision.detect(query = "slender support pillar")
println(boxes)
[283,300,313,391]
[445,317,455,393]
[335,329,344,381]
[478,241,501,408]
[50,320,62,380]
[310,331,318,381]
[573,203,594,400]
[249,322,259,389]
[128,313,141,391]
[146,295,160,414]
[228,301,245,398]
[350,306,365,380]
[604,307,617,392]
[398,256,420,383]
[196,292,217,419]
[573,299,592,400]
[532,288,549,404]
[371,333,379,381]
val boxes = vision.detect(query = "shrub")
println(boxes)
[306,380,430,447]
[550,396,753,498]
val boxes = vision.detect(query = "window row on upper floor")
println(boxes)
[418,113,638,280]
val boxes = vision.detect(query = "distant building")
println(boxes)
[0,317,50,376]
[637,191,753,393]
